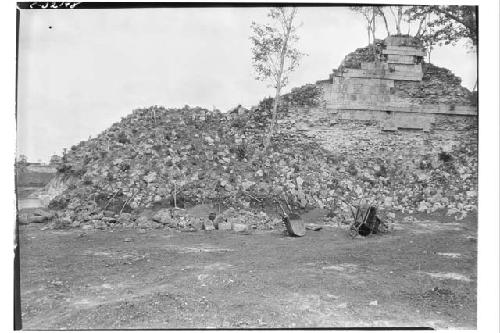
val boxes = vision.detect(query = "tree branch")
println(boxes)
[432,6,475,32]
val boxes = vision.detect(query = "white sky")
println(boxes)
[17,7,477,162]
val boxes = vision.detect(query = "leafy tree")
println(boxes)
[405,5,477,49]
[250,7,304,149]
[349,6,395,55]
[350,6,379,46]
[351,5,477,47]
[351,5,426,40]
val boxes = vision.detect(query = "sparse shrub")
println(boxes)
[374,164,387,178]
[419,157,432,170]
[438,151,453,163]
[117,132,130,144]
[347,161,358,176]
[327,153,345,165]
[231,117,247,128]
[82,155,91,165]
[82,174,93,185]
[120,162,130,172]
[56,163,72,173]
[235,145,248,160]
[48,195,69,210]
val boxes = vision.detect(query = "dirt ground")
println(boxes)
[17,208,477,330]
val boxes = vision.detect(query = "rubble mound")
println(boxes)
[46,103,338,228]
[44,97,477,231]
[338,39,384,70]
[395,63,475,105]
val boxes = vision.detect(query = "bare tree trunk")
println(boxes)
[371,8,377,57]
[378,8,391,37]
[173,182,177,208]
[397,6,403,34]
[415,16,426,37]
[265,82,282,149]
[264,11,294,151]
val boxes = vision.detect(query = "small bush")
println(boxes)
[374,164,387,178]
[438,151,453,163]
[82,175,93,185]
[117,132,130,144]
[235,145,247,160]
[56,163,72,173]
[327,154,346,165]
[231,116,248,128]
[347,162,358,176]
[48,195,69,210]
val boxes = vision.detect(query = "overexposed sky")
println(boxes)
[17,7,477,162]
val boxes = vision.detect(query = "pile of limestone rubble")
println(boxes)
[303,120,477,222]
[32,89,477,231]
[395,63,475,106]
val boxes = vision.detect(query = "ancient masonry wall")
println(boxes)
[304,36,477,131]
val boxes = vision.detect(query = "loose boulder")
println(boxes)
[152,209,176,227]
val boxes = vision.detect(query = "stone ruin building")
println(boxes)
[290,36,477,132]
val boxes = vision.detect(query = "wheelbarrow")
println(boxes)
[348,203,382,237]
[276,201,306,237]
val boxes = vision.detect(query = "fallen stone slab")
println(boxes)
[136,216,154,229]
[202,220,215,231]
[283,214,306,237]
[305,223,323,231]
[152,209,176,227]
[216,222,232,231]
[93,219,107,230]
[232,223,248,233]
[118,213,132,224]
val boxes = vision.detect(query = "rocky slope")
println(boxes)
[41,84,477,231]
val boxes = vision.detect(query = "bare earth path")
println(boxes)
[19,214,476,330]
